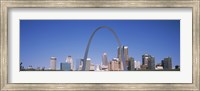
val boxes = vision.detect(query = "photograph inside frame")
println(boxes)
[20,20,180,71]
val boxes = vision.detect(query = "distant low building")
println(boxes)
[60,63,71,71]
[141,65,148,70]
[134,60,141,70]
[36,67,41,71]
[101,65,108,71]
[175,65,180,70]
[90,63,95,71]
[155,63,163,70]
[95,64,101,71]
[78,65,82,71]
[20,62,25,71]
[27,65,35,71]
[109,58,120,71]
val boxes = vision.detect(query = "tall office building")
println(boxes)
[142,54,151,65]
[66,56,73,71]
[85,58,91,71]
[117,46,129,71]
[128,57,135,71]
[102,53,108,66]
[123,46,129,65]
[50,57,56,70]
[60,62,71,71]
[148,56,155,70]
[141,54,151,70]
[141,54,155,70]
[117,46,129,65]
[162,57,172,70]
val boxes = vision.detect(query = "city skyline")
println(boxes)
[21,51,178,71]
[20,20,180,70]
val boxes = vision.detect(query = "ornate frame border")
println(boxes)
[0,0,199,90]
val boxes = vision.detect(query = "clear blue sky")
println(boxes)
[20,20,180,69]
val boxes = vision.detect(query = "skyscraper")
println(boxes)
[117,46,129,71]
[141,54,155,70]
[60,62,71,71]
[50,57,56,70]
[117,46,129,65]
[128,57,135,71]
[102,53,108,66]
[148,56,155,70]
[66,56,73,71]
[85,58,91,71]
[123,46,129,65]
[142,54,150,65]
[162,57,172,70]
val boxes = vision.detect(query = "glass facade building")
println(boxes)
[128,57,135,71]
[148,56,155,70]
[60,63,71,71]
[162,57,172,70]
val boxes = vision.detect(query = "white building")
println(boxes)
[50,57,56,70]
[78,65,82,71]
[134,60,141,70]
[90,63,95,71]
[155,63,164,70]
[95,64,101,71]
[101,65,108,71]
[155,66,163,70]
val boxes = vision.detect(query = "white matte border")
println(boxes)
[8,8,192,83]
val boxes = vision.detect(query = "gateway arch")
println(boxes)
[82,26,127,71]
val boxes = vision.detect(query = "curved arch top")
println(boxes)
[93,26,122,46]
[82,26,127,71]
